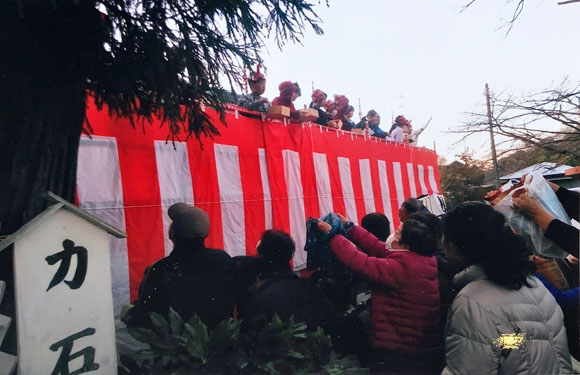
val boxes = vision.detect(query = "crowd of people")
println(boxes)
[234,67,424,143]
[124,177,579,374]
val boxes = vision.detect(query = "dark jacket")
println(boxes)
[309,103,329,126]
[544,187,579,257]
[355,117,368,130]
[354,118,387,138]
[125,246,235,330]
[342,119,355,132]
[242,268,337,332]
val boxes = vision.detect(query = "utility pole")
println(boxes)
[486,83,500,187]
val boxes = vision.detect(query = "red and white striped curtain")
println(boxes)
[76,103,441,313]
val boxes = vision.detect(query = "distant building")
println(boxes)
[500,162,580,190]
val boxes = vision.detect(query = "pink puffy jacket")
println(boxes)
[329,226,441,353]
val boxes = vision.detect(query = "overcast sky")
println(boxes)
[255,0,580,161]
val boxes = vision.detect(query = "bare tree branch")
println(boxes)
[454,81,580,159]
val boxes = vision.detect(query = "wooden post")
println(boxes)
[486,83,500,187]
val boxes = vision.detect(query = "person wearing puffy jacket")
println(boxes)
[318,211,442,373]
[441,202,572,375]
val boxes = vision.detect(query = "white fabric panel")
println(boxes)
[338,157,358,222]
[313,152,333,216]
[359,159,376,214]
[214,144,246,257]
[154,141,195,256]
[283,150,307,269]
[77,135,129,314]
[393,162,405,209]
[377,161,395,233]
[428,166,440,194]
[417,164,429,196]
[259,149,273,229]
[406,162,418,198]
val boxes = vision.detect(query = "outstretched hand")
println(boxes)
[317,220,332,234]
[512,190,554,230]
[337,213,348,225]
[512,191,543,218]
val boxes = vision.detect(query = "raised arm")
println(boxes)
[328,234,401,287]
[346,225,390,258]
[513,193,579,258]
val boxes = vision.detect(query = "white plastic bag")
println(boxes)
[494,172,572,258]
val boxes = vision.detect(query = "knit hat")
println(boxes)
[168,203,210,239]
[278,81,297,100]
[324,100,336,113]
[311,89,327,104]
[333,95,350,121]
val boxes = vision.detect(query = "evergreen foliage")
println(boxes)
[122,309,367,374]
[0,0,325,233]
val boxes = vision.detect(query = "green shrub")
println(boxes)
[121,308,368,375]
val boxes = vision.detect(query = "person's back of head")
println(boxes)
[361,212,391,242]
[293,82,301,97]
[168,203,210,250]
[442,201,535,290]
[399,211,441,256]
[257,230,295,273]
[400,198,425,222]
[367,109,378,118]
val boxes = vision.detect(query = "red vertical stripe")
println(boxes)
[349,155,366,224]
[263,122,291,234]
[188,139,224,251]
[116,133,165,301]
[385,159,402,229]
[326,155,347,217]
[297,126,320,225]
[369,156,384,215]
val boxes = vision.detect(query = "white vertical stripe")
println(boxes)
[259,149,273,229]
[313,152,333,216]
[377,161,395,233]
[406,162,418,198]
[418,164,429,196]
[428,166,440,194]
[359,159,376,214]
[77,135,129,314]
[283,150,307,269]
[338,157,358,222]
[393,162,405,209]
[154,141,195,256]
[214,144,246,257]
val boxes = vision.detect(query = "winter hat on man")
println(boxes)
[168,203,210,239]
[278,81,297,100]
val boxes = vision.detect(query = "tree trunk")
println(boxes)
[0,2,90,354]
[0,1,88,235]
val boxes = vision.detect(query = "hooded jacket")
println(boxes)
[442,265,572,375]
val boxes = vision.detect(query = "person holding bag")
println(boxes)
[513,176,579,258]
[441,202,572,374]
